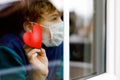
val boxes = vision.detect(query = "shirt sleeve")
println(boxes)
[0,46,26,80]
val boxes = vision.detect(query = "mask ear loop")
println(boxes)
[42,26,53,41]
[38,24,54,40]
[49,27,53,41]
[30,22,53,41]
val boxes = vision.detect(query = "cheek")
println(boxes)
[42,28,51,40]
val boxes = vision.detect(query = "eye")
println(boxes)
[51,17,58,21]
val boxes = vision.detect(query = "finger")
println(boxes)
[29,53,38,63]
[31,53,38,59]
[26,49,41,58]
[23,44,32,52]
[40,48,46,57]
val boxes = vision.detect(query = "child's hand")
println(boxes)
[23,45,48,79]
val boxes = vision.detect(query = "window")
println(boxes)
[69,0,107,79]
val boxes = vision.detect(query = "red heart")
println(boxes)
[23,24,42,49]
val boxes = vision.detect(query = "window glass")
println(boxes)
[70,0,106,79]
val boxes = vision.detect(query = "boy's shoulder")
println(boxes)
[0,34,29,65]
[0,34,23,48]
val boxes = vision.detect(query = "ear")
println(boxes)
[23,22,33,32]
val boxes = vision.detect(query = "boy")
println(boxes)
[0,0,63,80]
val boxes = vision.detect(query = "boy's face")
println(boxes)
[37,10,62,39]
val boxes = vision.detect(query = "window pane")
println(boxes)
[70,0,106,79]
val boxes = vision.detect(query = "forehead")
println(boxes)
[41,10,60,19]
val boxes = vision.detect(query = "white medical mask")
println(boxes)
[41,21,64,47]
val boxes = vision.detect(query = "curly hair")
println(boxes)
[0,0,59,37]
[22,0,58,22]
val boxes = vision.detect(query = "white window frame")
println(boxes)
[115,0,120,80]
[64,0,119,80]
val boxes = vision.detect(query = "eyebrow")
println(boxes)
[49,13,60,17]
[41,11,61,20]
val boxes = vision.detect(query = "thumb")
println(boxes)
[40,48,46,57]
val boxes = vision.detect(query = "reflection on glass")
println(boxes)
[70,0,106,79]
